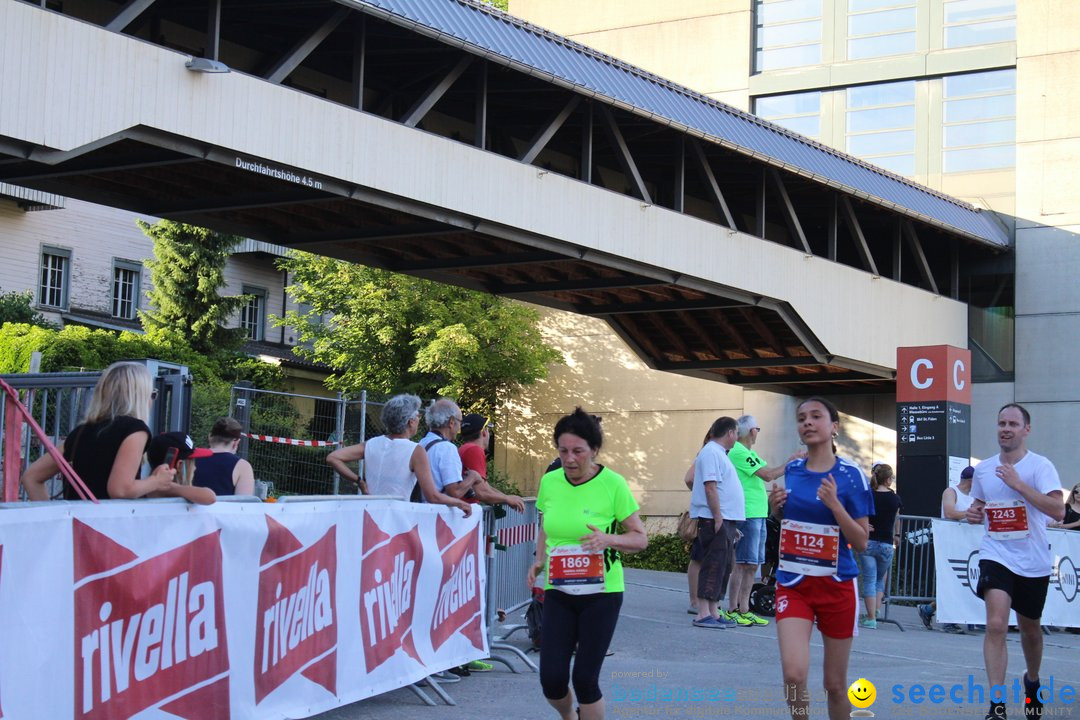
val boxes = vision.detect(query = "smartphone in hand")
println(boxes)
[164,447,180,469]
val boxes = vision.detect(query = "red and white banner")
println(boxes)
[0,498,485,719]
[932,520,1079,626]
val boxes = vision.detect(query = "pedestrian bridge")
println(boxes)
[0,0,1009,393]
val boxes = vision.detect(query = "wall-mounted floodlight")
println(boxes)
[185,57,230,73]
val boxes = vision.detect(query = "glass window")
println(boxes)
[240,286,266,342]
[111,261,141,320]
[38,246,70,309]
[942,69,1015,173]
[847,2,915,60]
[755,0,823,71]
[846,81,916,176]
[943,0,1015,48]
[754,91,822,139]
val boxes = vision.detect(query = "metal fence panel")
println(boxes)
[889,514,937,603]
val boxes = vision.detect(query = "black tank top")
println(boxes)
[193,452,242,495]
[62,416,151,500]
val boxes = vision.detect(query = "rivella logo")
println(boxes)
[254,517,337,704]
[359,512,423,673]
[430,515,484,653]
[73,521,229,720]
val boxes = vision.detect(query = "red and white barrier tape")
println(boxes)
[243,433,340,447]
[497,524,536,547]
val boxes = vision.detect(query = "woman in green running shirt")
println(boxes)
[527,408,648,720]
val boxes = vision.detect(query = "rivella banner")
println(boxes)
[0,498,486,720]
[932,519,1079,626]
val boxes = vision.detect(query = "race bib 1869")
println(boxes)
[778,520,840,576]
[986,499,1029,540]
[548,544,605,595]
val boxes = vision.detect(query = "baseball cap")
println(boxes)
[960,466,975,480]
[460,413,488,436]
[148,431,214,467]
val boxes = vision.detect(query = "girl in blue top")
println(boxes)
[768,397,872,720]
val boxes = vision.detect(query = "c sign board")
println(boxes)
[896,346,972,404]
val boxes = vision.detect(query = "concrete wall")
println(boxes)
[1012,0,1080,473]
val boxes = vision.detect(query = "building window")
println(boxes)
[111,260,141,320]
[754,91,822,139]
[943,0,1016,49]
[38,246,71,309]
[754,0,823,72]
[848,0,917,60]
[240,286,266,341]
[942,69,1015,172]
[846,81,917,176]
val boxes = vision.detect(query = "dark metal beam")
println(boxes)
[739,307,784,356]
[736,370,882,386]
[599,106,651,203]
[676,309,723,358]
[389,250,565,272]
[266,7,350,85]
[840,196,879,276]
[401,55,473,128]
[149,189,334,217]
[493,276,667,297]
[575,297,752,316]
[649,313,697,362]
[287,222,460,246]
[0,155,199,183]
[673,137,685,213]
[105,0,157,32]
[581,102,593,183]
[475,63,488,149]
[687,139,736,229]
[902,220,939,294]
[768,168,811,254]
[658,356,822,371]
[352,18,366,110]
[519,96,580,165]
[206,0,222,61]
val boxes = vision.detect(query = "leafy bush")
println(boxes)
[0,289,55,329]
[621,532,691,573]
[487,464,524,496]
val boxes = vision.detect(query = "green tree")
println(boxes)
[138,220,248,356]
[0,288,55,329]
[277,252,562,417]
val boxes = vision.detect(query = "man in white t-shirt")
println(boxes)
[966,403,1065,720]
[689,416,744,629]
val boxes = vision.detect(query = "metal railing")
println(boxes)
[483,499,538,672]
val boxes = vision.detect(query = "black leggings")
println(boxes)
[539,590,623,705]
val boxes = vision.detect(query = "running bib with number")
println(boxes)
[778,519,840,576]
[548,544,605,595]
[986,499,1029,539]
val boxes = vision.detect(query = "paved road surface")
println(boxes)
[313,568,1080,719]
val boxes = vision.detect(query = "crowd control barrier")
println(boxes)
[483,499,539,672]
[0,496,486,719]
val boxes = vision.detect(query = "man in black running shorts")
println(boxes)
[966,404,1065,719]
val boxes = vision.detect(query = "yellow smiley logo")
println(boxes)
[848,678,876,709]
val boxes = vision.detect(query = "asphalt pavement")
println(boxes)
[313,568,1080,719]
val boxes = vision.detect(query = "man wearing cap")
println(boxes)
[458,413,526,512]
[146,432,218,505]
[724,415,802,626]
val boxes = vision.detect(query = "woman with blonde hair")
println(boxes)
[21,361,212,503]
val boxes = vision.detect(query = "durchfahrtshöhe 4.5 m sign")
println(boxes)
[0,498,485,719]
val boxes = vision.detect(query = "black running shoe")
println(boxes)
[1024,674,1043,718]
[986,701,1007,719]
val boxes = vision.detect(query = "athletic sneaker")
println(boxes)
[721,610,752,626]
[943,623,965,634]
[1024,674,1043,718]
[739,611,770,626]
[859,618,877,629]
[986,701,1007,719]
[687,606,698,615]
[917,603,934,630]
[693,615,736,629]
[466,660,493,673]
